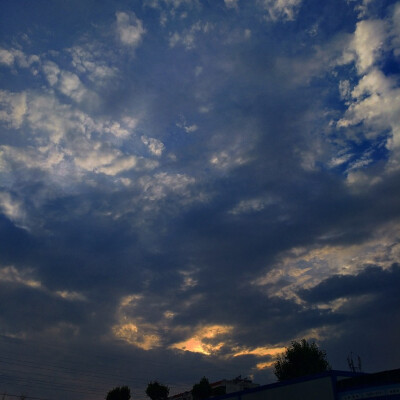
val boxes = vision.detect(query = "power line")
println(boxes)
[0,335,248,399]
[0,355,143,385]
[0,375,103,395]
[0,336,238,380]
[0,393,53,400]
[0,334,238,374]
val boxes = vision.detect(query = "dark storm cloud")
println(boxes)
[0,282,86,333]
[320,269,400,372]
[298,264,400,371]
[168,285,344,346]
[1,0,400,399]
[299,263,400,303]
[0,216,36,264]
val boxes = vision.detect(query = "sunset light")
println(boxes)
[1,0,399,398]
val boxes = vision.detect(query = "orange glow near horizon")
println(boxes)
[255,361,275,370]
[112,322,161,350]
[233,346,286,358]
[170,324,233,355]
[233,345,286,370]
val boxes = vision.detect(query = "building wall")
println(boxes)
[224,381,259,394]
[240,376,335,400]
[339,384,400,400]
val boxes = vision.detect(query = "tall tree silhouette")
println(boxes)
[192,377,212,400]
[274,339,331,381]
[146,381,169,400]
[106,386,131,400]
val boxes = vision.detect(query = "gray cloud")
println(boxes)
[0,0,400,399]
[299,264,400,303]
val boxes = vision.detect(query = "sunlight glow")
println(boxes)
[0,265,42,289]
[55,290,86,301]
[255,361,275,370]
[112,294,162,350]
[112,323,161,350]
[170,324,233,355]
[233,346,286,358]
[253,222,400,304]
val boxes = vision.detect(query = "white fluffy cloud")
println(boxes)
[0,192,26,227]
[78,153,138,176]
[392,2,400,56]
[225,0,239,9]
[260,0,302,21]
[105,119,138,137]
[229,196,277,215]
[43,61,60,86]
[337,6,400,172]
[352,19,387,73]
[58,71,87,102]
[338,69,398,128]
[42,61,98,105]
[176,115,199,132]
[0,90,27,128]
[68,44,117,82]
[0,88,159,204]
[346,0,375,19]
[116,12,146,47]
[141,136,165,156]
[169,22,213,49]
[0,47,39,68]
[0,48,15,66]
[338,69,400,170]
[139,172,196,201]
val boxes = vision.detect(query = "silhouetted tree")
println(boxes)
[146,381,170,400]
[192,377,212,400]
[106,386,131,400]
[274,339,331,381]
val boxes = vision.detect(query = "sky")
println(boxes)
[0,0,400,399]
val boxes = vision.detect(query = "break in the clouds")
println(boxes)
[0,0,400,399]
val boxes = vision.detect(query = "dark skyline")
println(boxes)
[0,0,399,399]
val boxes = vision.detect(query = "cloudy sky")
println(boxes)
[1,0,400,398]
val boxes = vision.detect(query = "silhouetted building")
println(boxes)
[337,368,400,400]
[207,368,400,400]
[169,376,259,400]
